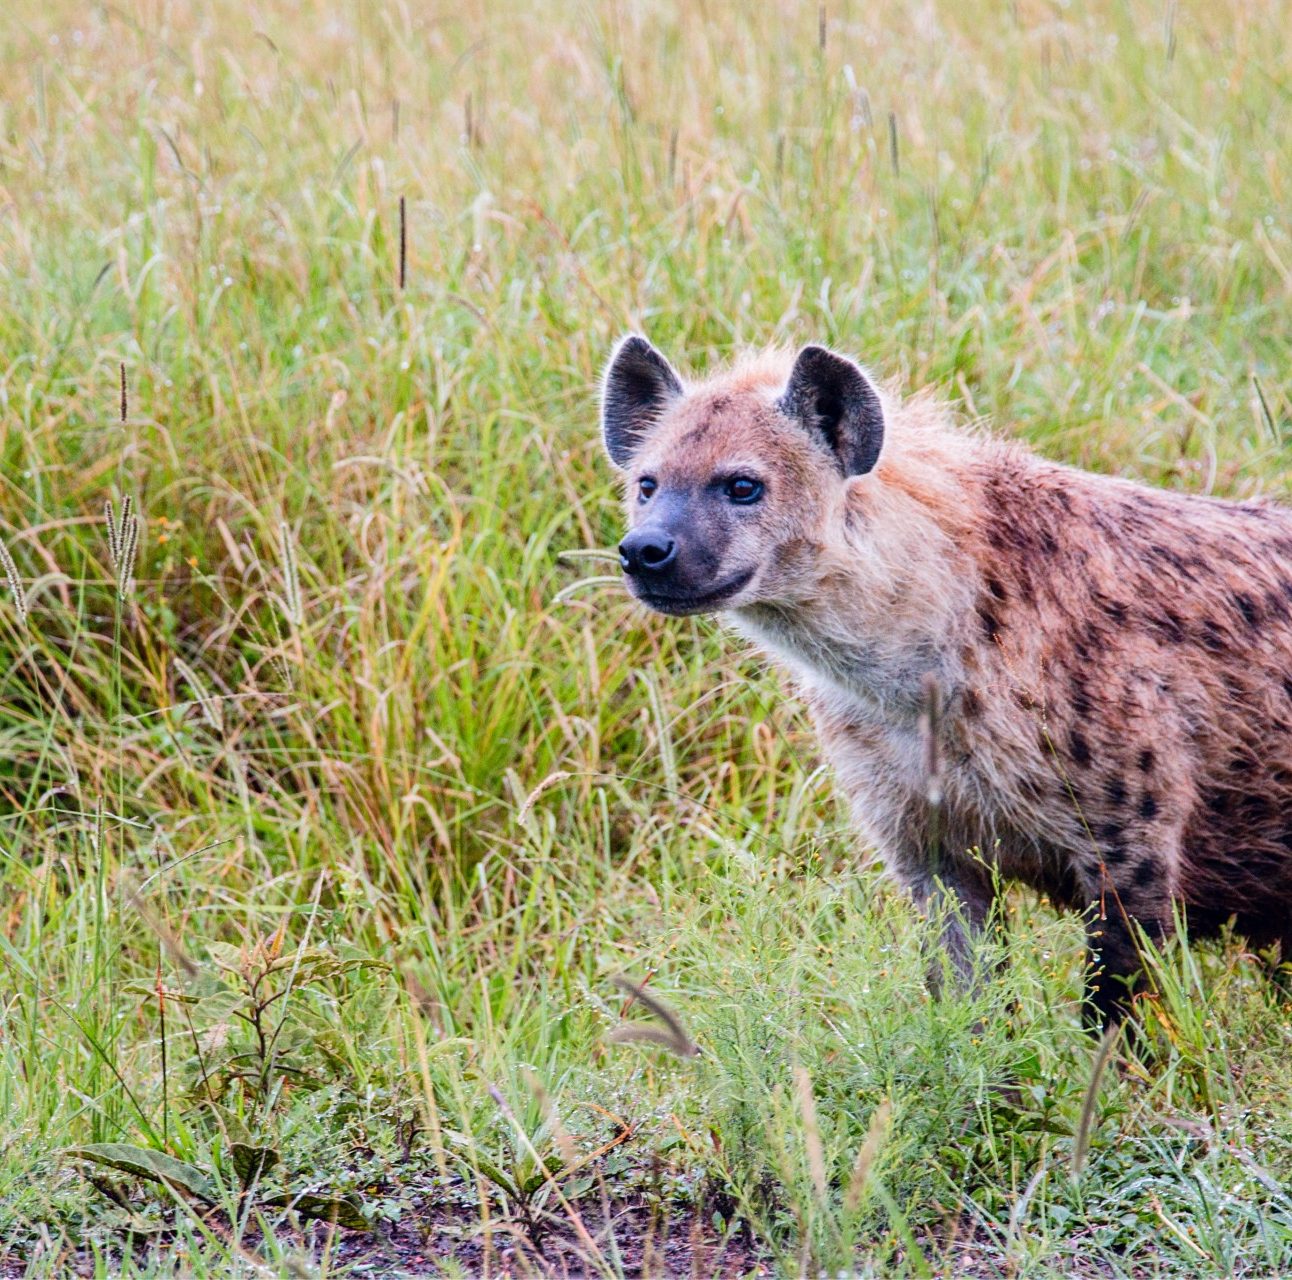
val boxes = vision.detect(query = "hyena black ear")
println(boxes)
[601,334,684,468]
[778,345,885,477]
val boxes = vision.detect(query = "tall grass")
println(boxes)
[0,0,1289,1274]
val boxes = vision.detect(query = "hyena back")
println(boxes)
[600,335,1292,1027]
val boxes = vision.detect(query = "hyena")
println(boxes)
[600,335,1292,1027]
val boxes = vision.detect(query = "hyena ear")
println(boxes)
[601,334,684,468]
[778,345,886,477]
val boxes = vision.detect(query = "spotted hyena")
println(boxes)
[600,334,1292,1027]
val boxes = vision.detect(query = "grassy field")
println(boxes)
[1,0,1290,1274]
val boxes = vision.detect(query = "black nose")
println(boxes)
[619,528,677,576]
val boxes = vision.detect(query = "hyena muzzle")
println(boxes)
[599,334,1292,1028]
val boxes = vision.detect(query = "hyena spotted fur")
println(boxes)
[600,335,1292,1027]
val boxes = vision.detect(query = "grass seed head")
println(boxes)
[0,539,28,625]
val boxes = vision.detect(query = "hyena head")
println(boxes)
[601,335,886,616]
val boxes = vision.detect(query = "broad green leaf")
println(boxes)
[230,1143,279,1187]
[440,1130,520,1196]
[204,942,247,974]
[198,1102,251,1146]
[123,982,201,1005]
[68,1144,216,1202]
[262,1190,372,1231]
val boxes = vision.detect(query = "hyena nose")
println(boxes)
[619,528,677,576]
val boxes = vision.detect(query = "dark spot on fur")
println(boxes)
[1139,793,1159,820]
[977,601,1004,644]
[1233,593,1261,628]
[962,688,982,719]
[985,575,1007,602]
[1105,778,1127,807]
[986,516,1057,560]
[1199,618,1228,653]
[1132,859,1160,889]
[1069,731,1092,767]
[1105,599,1128,624]
[1148,543,1198,581]
[1071,679,1094,719]
[1204,789,1230,816]
[1282,676,1292,703]
[1074,621,1109,666]
[1149,609,1186,644]
[1098,821,1127,858]
[1235,792,1277,825]
[1138,749,1154,773]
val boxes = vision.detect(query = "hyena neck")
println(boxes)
[730,596,959,723]
[729,422,983,723]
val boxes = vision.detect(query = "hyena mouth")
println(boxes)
[634,567,757,616]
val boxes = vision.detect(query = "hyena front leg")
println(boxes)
[852,782,1000,998]
[1079,842,1177,1030]
[903,860,999,998]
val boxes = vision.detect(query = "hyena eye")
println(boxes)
[724,477,764,505]
[637,476,658,502]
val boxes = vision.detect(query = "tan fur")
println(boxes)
[612,347,1292,1023]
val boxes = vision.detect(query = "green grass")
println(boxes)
[0,0,1290,1274]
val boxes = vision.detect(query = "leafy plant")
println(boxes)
[68,1141,374,1233]
[177,933,390,1109]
